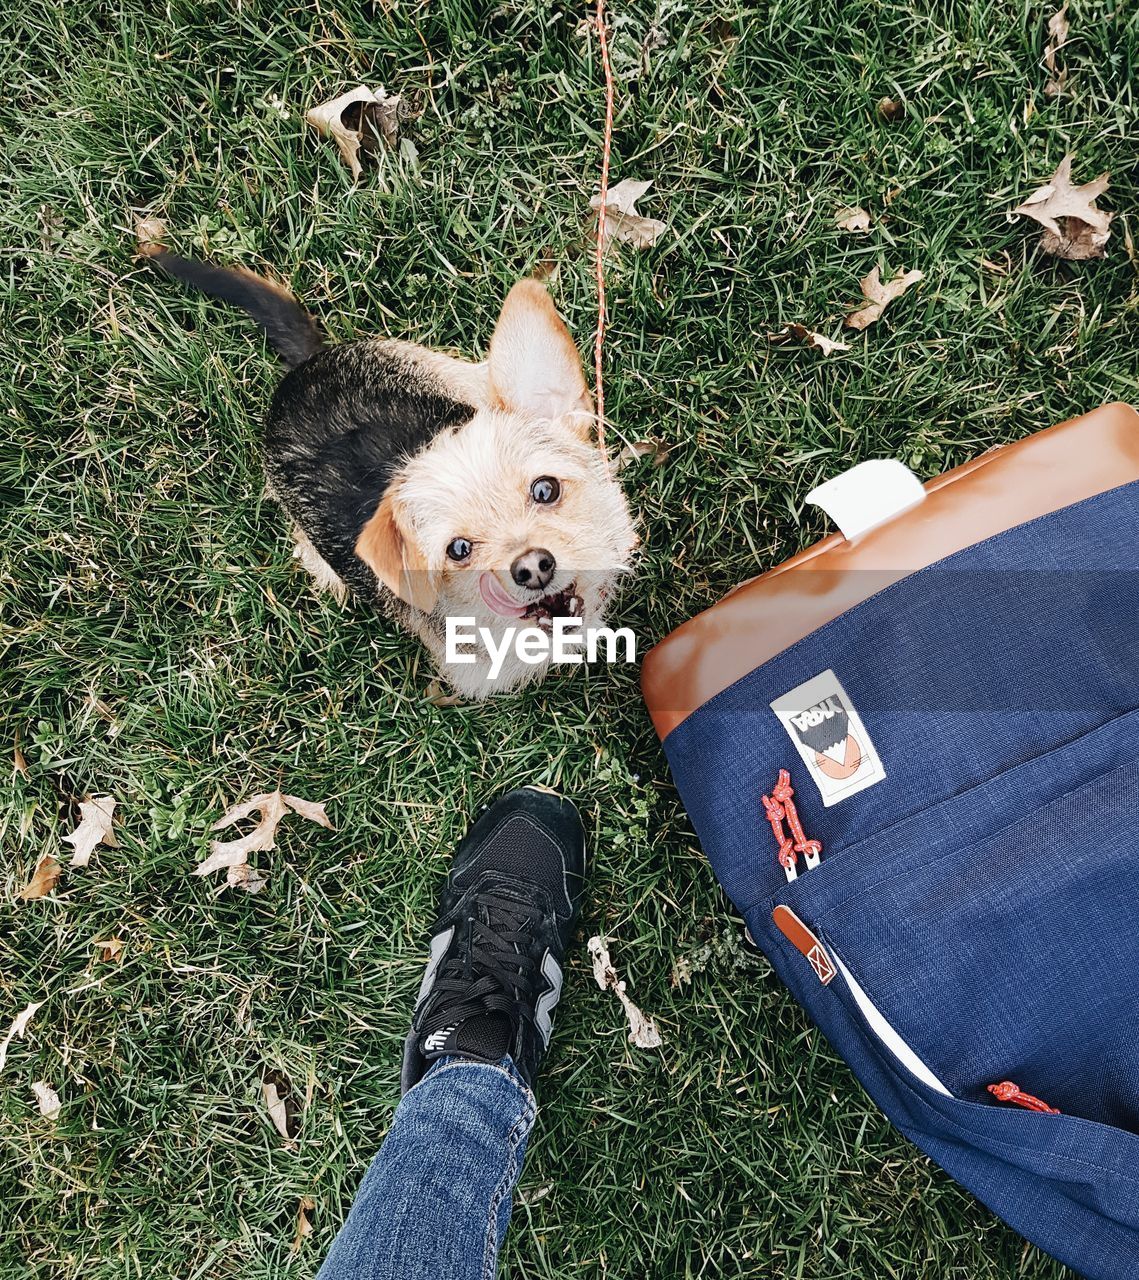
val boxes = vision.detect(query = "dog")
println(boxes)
[154,252,638,697]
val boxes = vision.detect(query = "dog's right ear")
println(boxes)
[487,279,592,434]
[355,488,438,613]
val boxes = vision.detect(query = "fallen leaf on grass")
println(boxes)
[31,1081,61,1120]
[588,936,662,1050]
[425,677,464,708]
[291,1196,316,1254]
[13,734,28,778]
[305,85,402,182]
[981,250,1013,277]
[615,438,669,471]
[19,856,61,901]
[134,215,168,258]
[1010,154,1113,261]
[0,1001,44,1073]
[877,96,905,122]
[38,205,65,251]
[590,178,668,251]
[263,1080,292,1140]
[518,1182,553,1205]
[1044,4,1069,97]
[94,937,125,963]
[195,791,334,894]
[275,795,332,827]
[767,323,850,357]
[835,205,870,232]
[844,265,924,330]
[64,795,118,868]
[228,863,269,894]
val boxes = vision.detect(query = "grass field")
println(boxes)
[3,1,1138,1276]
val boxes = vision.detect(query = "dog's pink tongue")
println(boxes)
[479,572,528,618]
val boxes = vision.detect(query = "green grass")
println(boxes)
[3,1,1137,1275]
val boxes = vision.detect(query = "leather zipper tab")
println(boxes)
[773,904,836,985]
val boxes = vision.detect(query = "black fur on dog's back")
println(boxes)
[264,342,476,600]
[153,247,477,605]
[153,251,324,368]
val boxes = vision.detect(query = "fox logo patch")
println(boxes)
[771,671,885,806]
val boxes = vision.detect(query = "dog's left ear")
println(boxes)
[487,279,592,434]
[355,486,439,613]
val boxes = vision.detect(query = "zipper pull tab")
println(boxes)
[772,905,836,985]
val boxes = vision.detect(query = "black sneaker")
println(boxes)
[400,786,587,1094]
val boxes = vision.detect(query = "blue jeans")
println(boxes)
[317,1057,537,1280]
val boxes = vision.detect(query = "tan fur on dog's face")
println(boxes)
[351,277,638,696]
[392,410,637,634]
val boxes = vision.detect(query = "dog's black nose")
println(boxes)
[511,548,556,590]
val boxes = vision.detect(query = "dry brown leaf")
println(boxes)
[227,863,269,894]
[615,438,669,471]
[305,85,401,182]
[844,265,924,330]
[135,215,168,258]
[0,1000,44,1073]
[1010,154,1113,261]
[19,856,61,901]
[587,936,662,1050]
[518,1181,553,1205]
[31,1081,61,1120]
[835,205,871,232]
[981,250,1013,277]
[1044,4,1069,97]
[425,677,464,707]
[877,96,905,122]
[767,323,850,357]
[195,790,334,892]
[263,1080,292,1140]
[291,1196,316,1254]
[38,205,64,251]
[94,937,125,963]
[590,178,668,251]
[13,734,28,778]
[279,796,333,829]
[64,795,118,868]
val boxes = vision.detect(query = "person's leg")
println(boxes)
[316,1057,536,1280]
[318,787,586,1280]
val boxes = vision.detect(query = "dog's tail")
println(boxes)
[152,251,324,368]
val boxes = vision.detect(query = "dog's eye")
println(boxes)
[446,537,473,562]
[530,476,560,504]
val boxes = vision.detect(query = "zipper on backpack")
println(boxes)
[772,904,952,1097]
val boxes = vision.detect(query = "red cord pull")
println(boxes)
[761,791,797,877]
[987,1081,1061,1114]
[771,770,823,868]
[763,769,822,880]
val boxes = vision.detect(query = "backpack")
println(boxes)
[642,404,1139,1280]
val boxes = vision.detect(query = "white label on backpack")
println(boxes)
[770,670,886,807]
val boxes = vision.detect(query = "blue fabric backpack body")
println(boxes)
[641,405,1139,1279]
